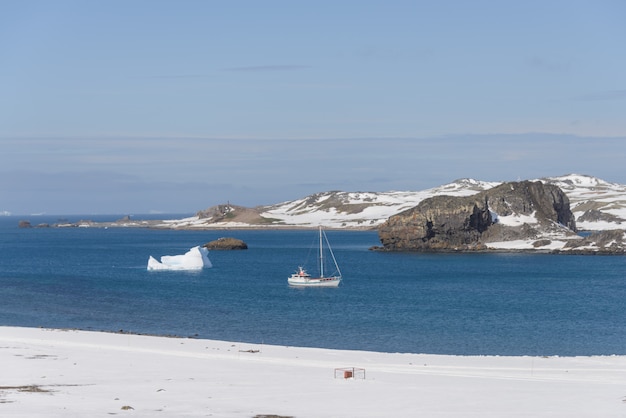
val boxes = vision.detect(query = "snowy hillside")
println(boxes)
[259,175,626,230]
[158,174,625,231]
[259,179,500,229]
[540,174,626,231]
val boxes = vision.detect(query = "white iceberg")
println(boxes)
[147,246,212,271]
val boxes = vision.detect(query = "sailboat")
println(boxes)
[288,227,342,287]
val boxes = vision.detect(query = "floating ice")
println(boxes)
[147,246,212,271]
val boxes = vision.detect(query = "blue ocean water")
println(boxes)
[1,215,625,356]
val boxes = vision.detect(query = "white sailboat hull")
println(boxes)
[288,227,343,287]
[288,274,341,287]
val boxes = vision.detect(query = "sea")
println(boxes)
[1,214,625,357]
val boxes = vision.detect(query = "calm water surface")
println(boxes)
[1,215,625,356]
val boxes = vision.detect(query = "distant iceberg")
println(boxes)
[147,246,212,271]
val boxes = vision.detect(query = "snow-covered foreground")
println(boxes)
[2,327,625,417]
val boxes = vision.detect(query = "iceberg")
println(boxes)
[147,246,212,271]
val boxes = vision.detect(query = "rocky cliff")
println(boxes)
[378,181,577,251]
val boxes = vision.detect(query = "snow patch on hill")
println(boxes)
[493,211,539,227]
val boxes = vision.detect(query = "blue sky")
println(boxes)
[1,1,625,215]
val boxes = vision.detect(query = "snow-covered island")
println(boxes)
[25,174,626,254]
[377,179,625,254]
[157,174,626,234]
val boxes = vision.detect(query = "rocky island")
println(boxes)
[377,181,624,254]
[203,237,248,250]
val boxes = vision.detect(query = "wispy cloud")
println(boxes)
[573,89,626,101]
[224,65,311,72]
[142,74,212,79]
[526,56,571,72]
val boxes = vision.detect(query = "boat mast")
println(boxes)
[319,226,324,277]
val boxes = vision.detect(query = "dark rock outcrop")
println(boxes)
[18,220,32,228]
[564,230,625,254]
[378,181,576,251]
[203,237,248,250]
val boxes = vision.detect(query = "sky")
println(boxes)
[1,1,625,215]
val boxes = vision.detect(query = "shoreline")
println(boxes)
[14,218,624,254]
[14,325,626,357]
[2,326,626,417]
